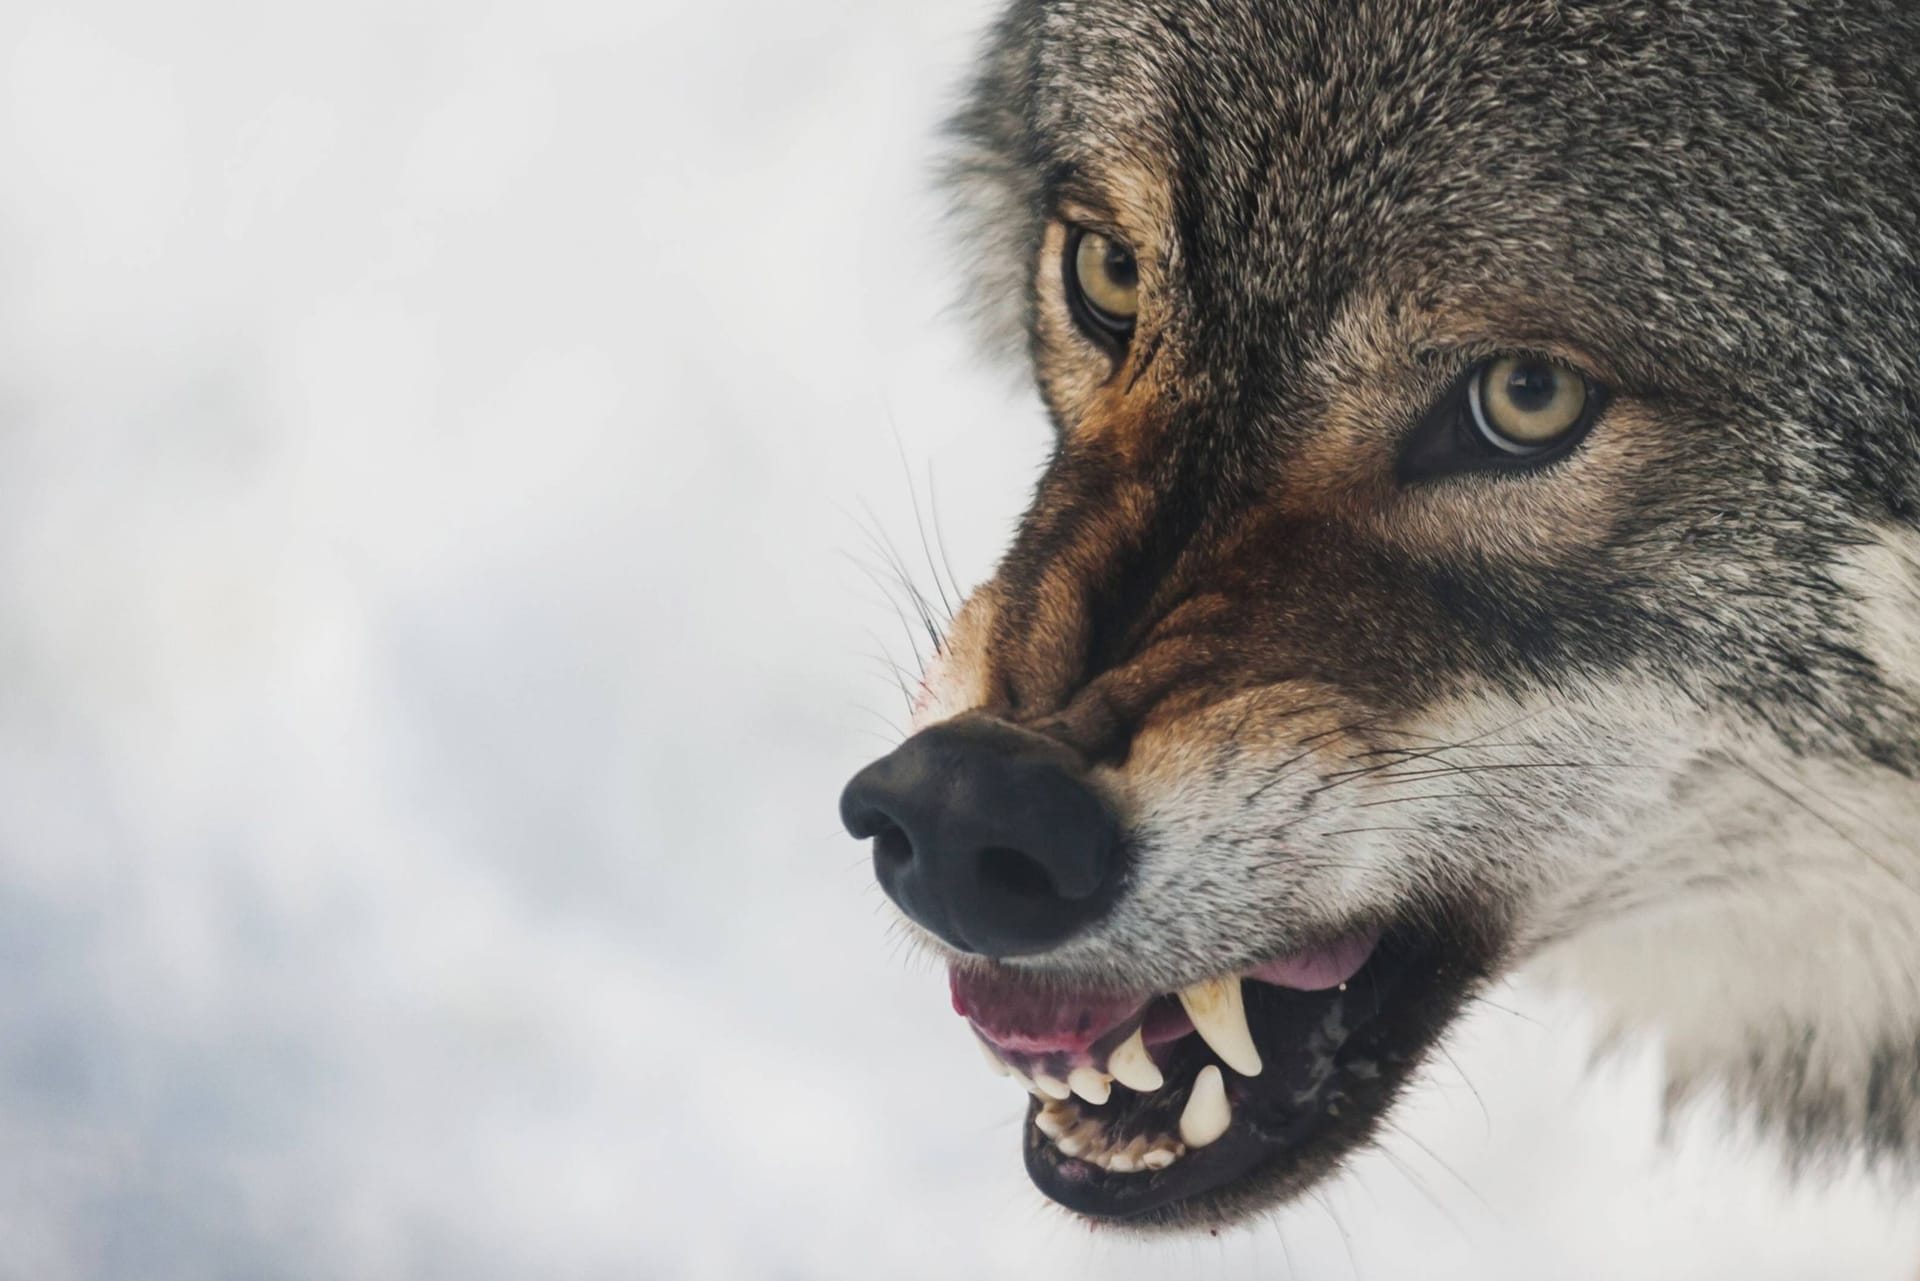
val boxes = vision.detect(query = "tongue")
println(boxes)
[1245,930,1378,990]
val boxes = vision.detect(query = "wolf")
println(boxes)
[838,0,1920,1228]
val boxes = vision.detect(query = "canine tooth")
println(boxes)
[1034,1074,1073,1101]
[974,1034,1009,1076]
[1179,1064,1233,1148]
[1142,1146,1178,1170]
[1177,977,1263,1077]
[1107,1028,1165,1093]
[1068,1067,1112,1105]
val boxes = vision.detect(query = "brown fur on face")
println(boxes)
[888,0,1920,1230]
[942,75,1689,757]
[945,202,1686,762]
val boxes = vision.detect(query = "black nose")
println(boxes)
[838,717,1125,958]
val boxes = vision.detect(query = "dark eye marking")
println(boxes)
[1124,331,1165,394]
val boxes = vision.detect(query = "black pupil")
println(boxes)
[1504,361,1560,412]
[1101,242,1137,290]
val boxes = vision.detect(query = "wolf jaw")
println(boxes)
[844,0,1920,1228]
[953,924,1501,1223]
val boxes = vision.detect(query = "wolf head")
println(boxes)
[841,0,1920,1226]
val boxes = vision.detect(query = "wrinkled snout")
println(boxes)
[838,717,1126,958]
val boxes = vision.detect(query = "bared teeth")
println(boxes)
[1177,977,1263,1076]
[1106,1027,1165,1093]
[1033,1073,1073,1101]
[1033,1099,1189,1173]
[1055,1119,1097,1157]
[1006,1066,1042,1097]
[1109,1134,1149,1174]
[1067,1067,1112,1105]
[987,974,1260,1166]
[1034,1100,1077,1139]
[1179,1064,1232,1148]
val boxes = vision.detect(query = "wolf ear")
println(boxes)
[937,9,1046,379]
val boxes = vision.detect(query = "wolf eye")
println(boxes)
[1065,228,1138,343]
[1469,356,1588,452]
[1396,354,1605,484]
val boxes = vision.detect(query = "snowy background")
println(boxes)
[0,0,1913,1276]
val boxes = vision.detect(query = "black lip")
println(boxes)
[1018,924,1497,1225]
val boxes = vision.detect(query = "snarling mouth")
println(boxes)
[955,923,1489,1223]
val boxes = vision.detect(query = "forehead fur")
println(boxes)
[946,0,1920,513]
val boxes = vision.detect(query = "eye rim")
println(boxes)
[1396,353,1608,485]
[1061,225,1139,352]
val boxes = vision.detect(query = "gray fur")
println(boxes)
[910,0,1920,1220]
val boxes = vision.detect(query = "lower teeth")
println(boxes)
[1035,1099,1189,1172]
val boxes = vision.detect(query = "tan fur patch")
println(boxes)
[1381,399,1669,564]
[1121,679,1370,808]
[1282,289,1679,564]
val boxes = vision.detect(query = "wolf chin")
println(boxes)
[839,0,1920,1228]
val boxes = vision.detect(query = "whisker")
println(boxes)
[1385,1121,1493,1214]
[1433,1044,1493,1138]
[1366,760,1650,785]
[1309,1187,1363,1281]
[852,498,945,660]
[1244,716,1387,803]
[925,467,968,614]
[848,701,908,744]
[1470,994,1548,1029]
[885,414,957,625]
[845,546,936,680]
[1730,757,1920,901]
[839,538,933,669]
[853,622,919,709]
[1309,713,1562,797]
[1370,1137,1467,1240]
[1349,791,1487,810]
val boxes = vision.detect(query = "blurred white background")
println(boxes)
[0,0,1913,1276]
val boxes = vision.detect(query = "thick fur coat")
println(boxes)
[856,0,1920,1225]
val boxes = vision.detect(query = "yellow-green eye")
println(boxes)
[1469,355,1589,451]
[1069,229,1139,334]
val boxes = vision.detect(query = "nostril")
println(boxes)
[976,846,1059,902]
[842,803,892,841]
[873,823,913,870]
